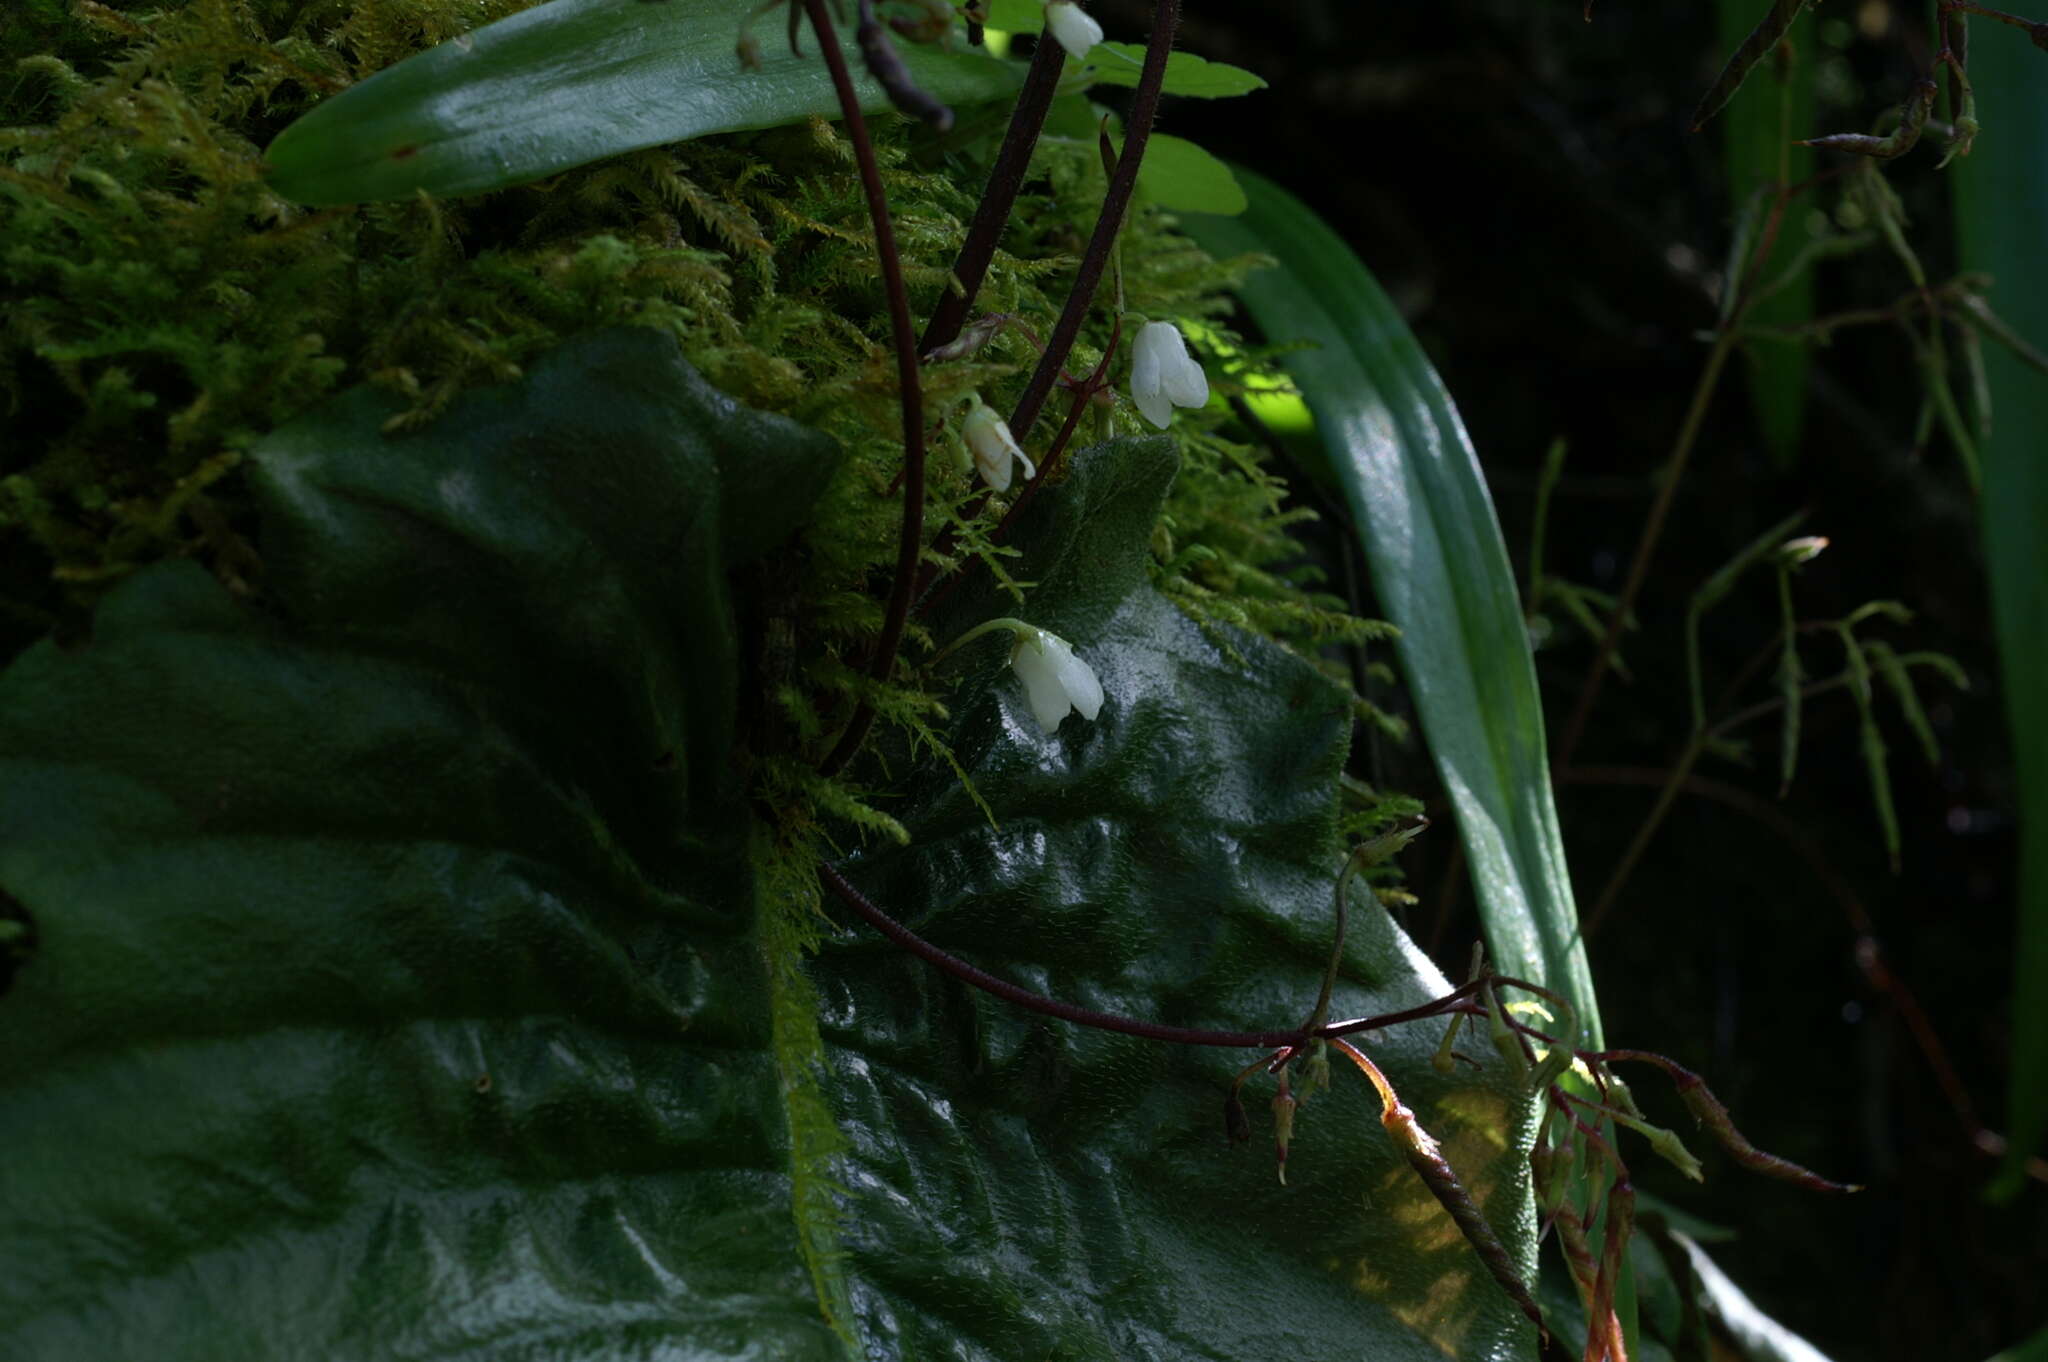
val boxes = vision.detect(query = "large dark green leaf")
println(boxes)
[824,437,1544,1360]
[1183,173,1603,1043]
[0,330,846,1357]
[1954,34,2048,1202]
[263,0,1023,205]
[0,331,1544,1358]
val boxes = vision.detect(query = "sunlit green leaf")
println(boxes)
[1183,171,1603,1040]
[264,0,1023,205]
[985,0,1045,34]
[1130,131,1246,215]
[1085,42,1268,97]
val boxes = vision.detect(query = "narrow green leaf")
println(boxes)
[1717,0,1815,468]
[1838,625,1902,872]
[1776,564,1804,794]
[1669,1231,1843,1362]
[263,0,1023,205]
[1864,639,1942,768]
[1954,28,2048,1201]
[1085,43,1268,97]
[1183,170,1602,1041]
[1685,509,1805,731]
[1130,132,1246,215]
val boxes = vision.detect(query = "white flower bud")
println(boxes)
[1010,627,1104,733]
[1129,320,1209,428]
[1778,535,1829,566]
[1042,0,1104,60]
[962,393,1036,492]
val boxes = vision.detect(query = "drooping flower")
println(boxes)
[1129,320,1209,428]
[1042,0,1104,60]
[1010,627,1104,733]
[962,392,1036,492]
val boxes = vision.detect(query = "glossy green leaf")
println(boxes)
[824,435,1544,1360]
[1130,131,1246,215]
[1954,32,2048,1202]
[985,0,1045,35]
[1717,0,1815,468]
[1667,1232,1839,1362]
[0,330,1544,1357]
[263,0,1023,205]
[0,330,846,1357]
[1183,171,1603,1042]
[1983,1319,2048,1362]
[1086,42,1268,98]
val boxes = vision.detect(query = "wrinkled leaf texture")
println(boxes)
[0,329,1545,1359]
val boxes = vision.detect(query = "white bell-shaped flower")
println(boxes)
[1010,627,1104,733]
[962,392,1036,492]
[1129,320,1209,428]
[1042,0,1104,60]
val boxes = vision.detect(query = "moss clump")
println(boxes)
[1,0,1393,821]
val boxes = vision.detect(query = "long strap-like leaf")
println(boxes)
[1954,35,2048,1203]
[263,0,1021,205]
[1183,172,1603,1045]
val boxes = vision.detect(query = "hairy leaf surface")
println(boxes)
[0,331,1543,1359]
[0,330,845,1358]
[823,437,1544,1359]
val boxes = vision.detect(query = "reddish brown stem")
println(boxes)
[1332,1038,1551,1344]
[1596,1049,1863,1192]
[1007,0,1181,441]
[919,36,1067,355]
[808,0,928,780]
[821,863,1499,1051]
[821,863,1306,1048]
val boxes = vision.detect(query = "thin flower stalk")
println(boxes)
[920,36,1068,355]
[1598,1049,1865,1192]
[805,0,928,780]
[1007,0,1182,441]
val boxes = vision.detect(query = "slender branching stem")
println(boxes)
[1581,655,1951,936]
[1331,1037,1552,1341]
[1949,0,2047,32]
[919,36,1068,355]
[1007,0,1181,441]
[818,864,1519,1051]
[820,864,1306,1048]
[1554,328,1736,773]
[807,0,928,780]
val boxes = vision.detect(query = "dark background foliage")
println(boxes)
[1083,0,2043,1356]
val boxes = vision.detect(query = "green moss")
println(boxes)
[1,0,1395,826]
